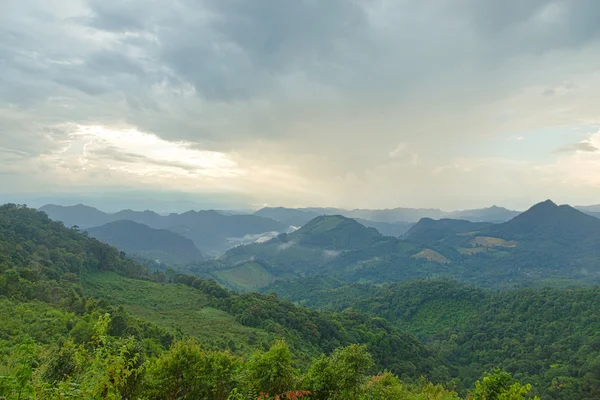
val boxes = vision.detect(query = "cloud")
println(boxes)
[2,0,600,209]
[554,142,598,153]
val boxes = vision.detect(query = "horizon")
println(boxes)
[9,197,600,215]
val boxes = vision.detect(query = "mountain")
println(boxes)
[578,204,600,213]
[253,207,320,227]
[254,207,413,237]
[86,220,204,265]
[353,218,413,237]
[0,203,450,397]
[309,207,445,223]
[39,204,289,257]
[288,215,386,250]
[449,205,520,222]
[488,200,600,250]
[405,218,492,242]
[38,203,110,228]
[208,200,600,290]
[111,209,164,227]
[255,204,520,227]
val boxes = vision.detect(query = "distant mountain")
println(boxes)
[39,204,110,228]
[112,209,164,227]
[206,200,600,291]
[328,207,445,223]
[353,218,413,237]
[208,215,418,289]
[87,220,204,265]
[405,218,492,242]
[254,205,519,226]
[39,204,288,257]
[487,200,600,251]
[577,205,600,213]
[254,207,320,227]
[449,206,520,222]
[288,215,385,250]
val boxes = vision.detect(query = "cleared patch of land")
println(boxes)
[458,247,487,255]
[411,249,451,264]
[470,236,518,248]
[212,262,275,292]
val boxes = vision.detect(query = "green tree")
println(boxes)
[246,340,297,397]
[469,370,540,400]
[145,340,239,400]
[306,344,374,400]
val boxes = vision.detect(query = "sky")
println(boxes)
[2,0,600,211]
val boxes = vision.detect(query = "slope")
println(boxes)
[38,203,110,228]
[405,218,491,242]
[86,220,204,265]
[0,203,439,376]
[265,278,600,398]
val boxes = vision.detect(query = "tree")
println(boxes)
[306,344,374,400]
[246,340,297,397]
[469,369,540,400]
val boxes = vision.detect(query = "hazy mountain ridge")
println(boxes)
[405,218,492,242]
[86,220,204,265]
[207,200,600,291]
[39,204,288,257]
[255,205,520,225]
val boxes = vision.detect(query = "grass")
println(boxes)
[471,236,518,248]
[411,249,451,264]
[82,272,270,347]
[213,262,275,292]
[458,247,487,255]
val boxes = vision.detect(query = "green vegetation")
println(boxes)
[2,202,599,399]
[212,262,276,292]
[209,202,600,291]
[265,278,600,398]
[3,316,531,399]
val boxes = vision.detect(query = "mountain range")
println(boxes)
[39,204,288,256]
[195,200,600,291]
[254,205,520,225]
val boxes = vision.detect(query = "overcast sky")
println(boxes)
[2,0,600,210]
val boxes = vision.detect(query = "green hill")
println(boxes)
[288,215,386,250]
[0,203,578,398]
[0,204,442,377]
[265,277,600,398]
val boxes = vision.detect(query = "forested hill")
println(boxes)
[1,203,515,399]
[265,277,600,398]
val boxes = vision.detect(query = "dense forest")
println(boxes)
[2,203,596,398]
[266,278,600,398]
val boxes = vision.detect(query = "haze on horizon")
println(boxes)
[2,0,600,211]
